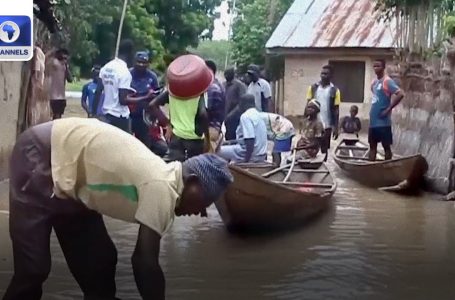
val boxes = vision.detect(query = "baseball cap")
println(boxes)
[136,51,150,63]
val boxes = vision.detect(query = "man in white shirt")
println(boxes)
[93,40,150,133]
[246,64,273,112]
[306,65,341,159]
[218,94,268,163]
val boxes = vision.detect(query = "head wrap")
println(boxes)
[307,99,321,112]
[182,154,234,203]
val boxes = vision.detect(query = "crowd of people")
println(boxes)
[74,48,403,166]
[3,39,404,300]
[43,41,405,168]
[75,40,292,166]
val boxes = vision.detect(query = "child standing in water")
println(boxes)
[340,105,362,146]
[340,105,361,136]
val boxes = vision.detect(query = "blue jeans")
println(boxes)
[218,144,267,163]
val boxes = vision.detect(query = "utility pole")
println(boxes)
[115,0,129,58]
[225,0,236,69]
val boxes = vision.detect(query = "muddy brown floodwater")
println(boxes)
[1,101,455,299]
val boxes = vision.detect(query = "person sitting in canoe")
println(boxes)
[218,93,268,163]
[296,99,324,160]
[259,112,295,166]
[3,117,233,300]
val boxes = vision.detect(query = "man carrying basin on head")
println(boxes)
[149,54,211,162]
[3,117,233,300]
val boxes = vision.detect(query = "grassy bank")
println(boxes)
[66,79,89,92]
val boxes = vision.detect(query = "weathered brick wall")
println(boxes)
[391,57,455,194]
[0,62,23,180]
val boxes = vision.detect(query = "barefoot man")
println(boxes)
[3,118,233,300]
[47,48,73,119]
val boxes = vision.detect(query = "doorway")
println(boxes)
[329,60,366,103]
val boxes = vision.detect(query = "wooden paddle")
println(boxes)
[283,149,297,183]
[204,128,213,153]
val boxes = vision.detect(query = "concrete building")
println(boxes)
[0,0,58,181]
[0,63,22,181]
[266,0,398,120]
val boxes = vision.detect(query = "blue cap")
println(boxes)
[182,154,234,203]
[136,51,150,62]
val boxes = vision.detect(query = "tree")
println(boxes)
[151,0,223,54]
[55,0,120,75]
[123,0,165,70]
[375,0,455,56]
[231,0,293,68]
[50,0,223,76]
[188,40,232,71]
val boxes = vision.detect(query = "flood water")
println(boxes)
[1,159,455,300]
[1,103,455,299]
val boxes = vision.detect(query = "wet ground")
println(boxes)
[1,101,455,299]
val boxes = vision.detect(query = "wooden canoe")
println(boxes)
[333,136,428,189]
[215,158,337,231]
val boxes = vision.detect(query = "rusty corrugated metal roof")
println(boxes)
[266,0,398,49]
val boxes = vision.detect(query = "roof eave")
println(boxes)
[266,47,397,56]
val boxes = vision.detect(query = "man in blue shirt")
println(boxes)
[81,65,103,117]
[128,51,159,147]
[369,59,404,161]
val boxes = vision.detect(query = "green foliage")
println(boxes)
[148,0,222,54]
[375,0,455,55]
[188,40,232,71]
[67,79,90,92]
[123,0,165,70]
[231,0,293,68]
[55,0,120,74]
[445,15,455,37]
[49,0,221,76]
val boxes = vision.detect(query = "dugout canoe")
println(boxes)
[333,136,428,189]
[215,157,337,231]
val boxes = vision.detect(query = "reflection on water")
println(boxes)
[1,161,455,299]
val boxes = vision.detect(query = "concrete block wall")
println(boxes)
[391,62,455,194]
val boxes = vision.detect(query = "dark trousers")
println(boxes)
[104,114,131,134]
[168,135,204,162]
[321,128,332,154]
[131,115,151,148]
[224,109,241,141]
[4,122,118,300]
[150,139,168,157]
[50,99,67,120]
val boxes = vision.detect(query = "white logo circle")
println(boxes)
[0,21,20,44]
